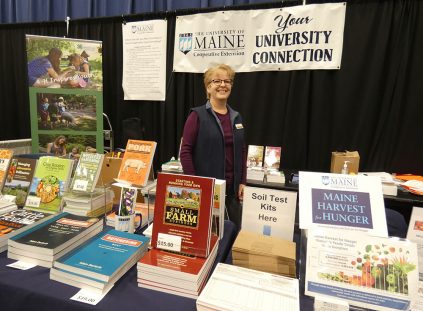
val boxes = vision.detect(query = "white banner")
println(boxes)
[174,3,346,72]
[122,20,167,100]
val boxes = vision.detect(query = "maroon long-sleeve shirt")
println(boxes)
[180,110,247,193]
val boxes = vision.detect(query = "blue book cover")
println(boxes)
[54,228,150,282]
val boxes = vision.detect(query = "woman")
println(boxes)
[180,64,246,230]
[27,48,62,87]
[46,135,67,157]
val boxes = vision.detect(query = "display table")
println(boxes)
[0,221,238,311]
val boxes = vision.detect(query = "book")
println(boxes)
[70,152,105,193]
[116,140,156,187]
[0,149,14,190]
[50,267,114,294]
[0,209,55,250]
[137,236,218,283]
[24,156,73,214]
[212,179,225,239]
[63,188,115,210]
[54,228,150,283]
[2,157,37,206]
[151,172,215,258]
[8,224,103,268]
[8,212,103,255]
[247,145,264,168]
[197,263,300,311]
[264,146,281,170]
[0,201,17,215]
[161,158,183,174]
[305,228,419,311]
[137,236,219,298]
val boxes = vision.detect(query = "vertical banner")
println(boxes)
[173,3,346,72]
[122,20,167,101]
[26,35,103,156]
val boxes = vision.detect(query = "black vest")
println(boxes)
[191,102,244,195]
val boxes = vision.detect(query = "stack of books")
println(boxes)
[137,236,219,299]
[161,158,183,174]
[266,170,286,184]
[63,188,115,217]
[197,263,300,311]
[231,230,296,278]
[0,209,55,253]
[50,228,150,294]
[7,212,103,267]
[247,167,265,182]
[0,200,17,215]
[137,172,219,299]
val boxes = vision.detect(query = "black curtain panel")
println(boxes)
[0,0,422,174]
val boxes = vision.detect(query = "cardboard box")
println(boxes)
[231,230,296,277]
[330,151,360,174]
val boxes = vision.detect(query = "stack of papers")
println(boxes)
[197,263,299,311]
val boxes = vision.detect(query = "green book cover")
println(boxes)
[70,152,104,193]
[25,156,73,213]
[2,157,37,206]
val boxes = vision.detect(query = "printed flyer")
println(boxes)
[299,171,388,237]
[305,228,419,311]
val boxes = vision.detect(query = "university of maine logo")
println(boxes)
[321,175,330,185]
[179,33,192,54]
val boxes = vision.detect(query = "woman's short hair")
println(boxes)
[203,64,235,99]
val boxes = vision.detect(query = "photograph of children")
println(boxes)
[38,134,97,158]
[36,93,97,131]
[26,35,102,90]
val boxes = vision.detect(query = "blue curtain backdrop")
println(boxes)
[0,0,280,24]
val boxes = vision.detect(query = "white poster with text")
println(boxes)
[299,171,388,237]
[122,20,167,100]
[242,186,297,241]
[174,3,346,72]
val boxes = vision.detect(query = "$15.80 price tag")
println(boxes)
[157,233,182,252]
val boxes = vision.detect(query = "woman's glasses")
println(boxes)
[210,79,233,86]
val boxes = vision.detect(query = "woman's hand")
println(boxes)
[238,184,245,201]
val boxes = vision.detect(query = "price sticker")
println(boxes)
[70,289,108,305]
[73,179,88,191]
[157,233,182,252]
[25,195,41,208]
[7,261,37,270]
[1,194,16,203]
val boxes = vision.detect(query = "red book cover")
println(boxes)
[151,173,215,258]
[138,236,218,281]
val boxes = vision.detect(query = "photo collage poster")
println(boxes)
[26,35,104,157]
